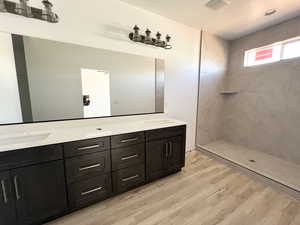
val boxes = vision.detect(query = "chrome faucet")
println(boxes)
[15,0,33,17]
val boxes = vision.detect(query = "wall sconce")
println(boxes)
[41,0,58,23]
[15,0,33,17]
[0,0,7,12]
[0,0,59,23]
[129,25,172,50]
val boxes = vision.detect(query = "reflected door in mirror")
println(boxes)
[81,69,111,118]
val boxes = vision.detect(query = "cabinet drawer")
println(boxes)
[111,144,145,171]
[0,145,63,171]
[146,126,186,141]
[111,132,144,149]
[64,137,110,158]
[113,164,145,194]
[68,174,112,209]
[65,151,111,183]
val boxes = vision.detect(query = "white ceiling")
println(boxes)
[120,0,300,40]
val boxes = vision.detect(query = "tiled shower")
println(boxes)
[197,16,300,193]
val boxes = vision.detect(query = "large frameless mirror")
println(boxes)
[0,32,164,125]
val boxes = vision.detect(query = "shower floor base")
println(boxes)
[197,140,300,194]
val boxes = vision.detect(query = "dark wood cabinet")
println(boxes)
[146,126,186,182]
[68,174,112,209]
[65,151,111,184]
[11,160,67,225]
[0,144,63,172]
[111,132,146,194]
[111,132,145,149]
[64,137,110,158]
[146,139,167,181]
[111,144,145,171]
[0,171,16,225]
[0,125,186,224]
[166,136,185,172]
[112,164,145,194]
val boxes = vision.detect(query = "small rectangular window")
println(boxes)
[244,36,300,67]
[244,44,281,67]
[282,40,300,60]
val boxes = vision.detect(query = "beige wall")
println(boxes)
[196,32,229,145]
[0,0,200,152]
[0,33,23,124]
[222,16,300,164]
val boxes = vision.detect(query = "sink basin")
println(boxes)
[0,132,50,146]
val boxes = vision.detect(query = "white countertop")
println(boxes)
[0,118,186,153]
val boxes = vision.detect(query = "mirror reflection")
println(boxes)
[0,32,164,125]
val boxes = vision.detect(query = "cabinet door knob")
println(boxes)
[14,176,21,200]
[1,180,8,204]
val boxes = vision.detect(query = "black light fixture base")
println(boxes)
[129,30,172,50]
[2,0,58,23]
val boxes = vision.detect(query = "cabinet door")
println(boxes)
[0,171,16,225]
[166,136,185,171]
[11,160,67,225]
[146,139,168,182]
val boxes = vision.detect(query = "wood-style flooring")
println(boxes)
[46,151,300,225]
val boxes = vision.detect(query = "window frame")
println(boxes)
[282,38,300,60]
[244,36,300,67]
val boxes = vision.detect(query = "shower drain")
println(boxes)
[249,159,256,163]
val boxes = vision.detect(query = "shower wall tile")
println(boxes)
[222,15,300,164]
[282,80,300,163]
[196,32,229,146]
[222,93,258,146]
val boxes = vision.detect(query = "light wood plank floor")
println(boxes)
[46,151,300,225]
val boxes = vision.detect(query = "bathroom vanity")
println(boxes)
[0,30,186,225]
[0,121,186,225]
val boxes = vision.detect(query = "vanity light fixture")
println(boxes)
[15,0,33,17]
[0,0,7,12]
[0,0,59,23]
[129,25,172,50]
[41,0,58,23]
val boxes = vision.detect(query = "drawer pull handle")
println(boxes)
[120,138,138,143]
[165,142,169,159]
[169,141,173,158]
[1,180,8,204]
[78,145,100,151]
[121,154,139,161]
[122,174,139,182]
[14,176,21,200]
[81,187,103,196]
[79,163,102,171]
